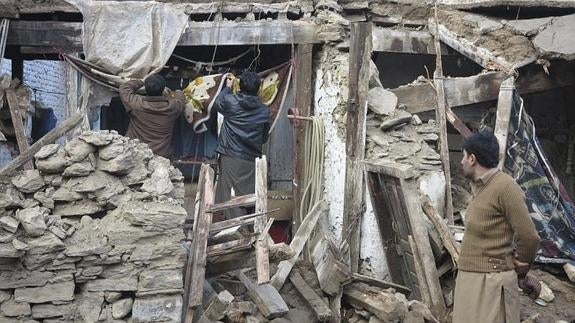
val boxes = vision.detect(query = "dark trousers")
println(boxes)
[215,154,256,219]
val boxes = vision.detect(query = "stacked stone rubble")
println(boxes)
[0,130,187,323]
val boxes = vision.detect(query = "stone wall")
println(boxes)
[0,131,187,323]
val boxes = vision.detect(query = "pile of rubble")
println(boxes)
[0,130,187,322]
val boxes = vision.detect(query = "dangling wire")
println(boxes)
[208,0,225,75]
[248,11,263,70]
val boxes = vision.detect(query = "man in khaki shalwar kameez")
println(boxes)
[454,132,540,323]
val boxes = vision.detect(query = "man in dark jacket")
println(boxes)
[214,71,270,219]
[119,74,184,158]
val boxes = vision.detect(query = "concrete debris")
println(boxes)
[564,263,575,283]
[379,109,413,130]
[532,14,575,61]
[0,131,186,322]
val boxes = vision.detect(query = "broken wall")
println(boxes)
[313,45,389,280]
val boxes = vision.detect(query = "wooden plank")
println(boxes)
[270,200,328,290]
[343,282,406,322]
[407,235,432,310]
[5,89,32,170]
[362,160,415,179]
[255,156,270,284]
[494,77,515,169]
[236,271,289,319]
[372,27,451,55]
[197,290,234,323]
[402,178,446,318]
[292,43,313,238]
[431,6,455,225]
[207,237,256,258]
[186,165,215,315]
[342,22,372,273]
[0,113,83,176]
[421,198,460,265]
[289,271,332,321]
[207,194,256,213]
[209,211,274,233]
[351,273,411,295]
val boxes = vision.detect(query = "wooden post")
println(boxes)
[290,271,332,321]
[342,22,372,272]
[494,77,515,169]
[236,271,289,319]
[255,156,270,284]
[184,164,214,321]
[432,7,455,224]
[5,89,33,170]
[293,43,313,238]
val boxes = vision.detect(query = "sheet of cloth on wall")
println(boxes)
[504,90,575,264]
[63,0,190,133]
[183,62,292,134]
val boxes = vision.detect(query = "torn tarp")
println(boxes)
[504,90,575,263]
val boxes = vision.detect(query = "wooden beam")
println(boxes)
[185,165,215,316]
[343,22,372,273]
[289,271,332,322]
[432,9,455,224]
[7,20,337,52]
[207,237,256,258]
[494,77,515,169]
[207,194,256,213]
[293,43,313,238]
[254,156,270,285]
[407,235,432,310]
[236,271,289,319]
[5,89,32,170]
[372,28,452,55]
[421,198,460,265]
[270,200,328,290]
[0,113,83,176]
[351,273,411,295]
[362,160,415,179]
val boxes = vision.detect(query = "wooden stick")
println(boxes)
[207,237,256,258]
[270,201,328,290]
[290,271,332,321]
[255,156,270,284]
[207,193,256,213]
[5,89,33,170]
[287,115,314,121]
[495,77,515,169]
[236,271,289,319]
[421,199,460,265]
[350,273,411,295]
[0,113,83,176]
[258,218,274,241]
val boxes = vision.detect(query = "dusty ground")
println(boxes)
[520,269,575,323]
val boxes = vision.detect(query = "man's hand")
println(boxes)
[513,251,530,278]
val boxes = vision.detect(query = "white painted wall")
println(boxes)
[314,46,389,280]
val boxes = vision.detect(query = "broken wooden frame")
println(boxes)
[363,160,446,319]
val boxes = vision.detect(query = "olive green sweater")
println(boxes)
[459,170,541,273]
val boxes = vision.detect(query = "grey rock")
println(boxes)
[11,170,45,193]
[148,156,171,171]
[98,150,135,175]
[171,182,185,200]
[137,270,183,296]
[31,303,76,319]
[0,291,10,303]
[49,226,67,240]
[0,188,24,209]
[369,60,383,89]
[15,207,48,237]
[43,174,63,187]
[34,144,60,159]
[63,170,108,193]
[99,140,125,160]
[380,110,413,131]
[33,191,55,209]
[62,157,95,177]
[25,232,65,255]
[65,137,95,162]
[368,87,397,115]
[105,292,122,303]
[0,229,15,243]
[121,201,187,231]
[64,216,109,257]
[76,290,104,323]
[122,163,150,186]
[91,171,127,203]
[0,216,19,233]
[168,166,184,182]
[12,238,28,251]
[36,149,70,174]
[14,281,75,303]
[85,278,138,292]
[0,269,55,289]
[79,131,115,146]
[408,300,437,323]
[141,166,173,195]
[132,295,182,323]
[52,187,83,202]
[22,198,40,208]
[53,200,103,217]
[112,298,133,319]
[0,242,24,258]
[1,299,31,317]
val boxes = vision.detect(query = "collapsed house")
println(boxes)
[0,0,574,322]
